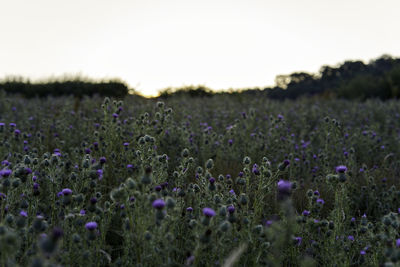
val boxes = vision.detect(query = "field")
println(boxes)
[0,92,400,266]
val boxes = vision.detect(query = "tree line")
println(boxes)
[158,54,400,100]
[0,76,130,98]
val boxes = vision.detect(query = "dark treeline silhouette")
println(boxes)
[158,54,400,100]
[2,55,400,100]
[266,54,400,100]
[0,75,130,98]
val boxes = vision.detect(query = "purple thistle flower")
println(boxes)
[0,169,12,177]
[154,185,162,191]
[99,157,106,164]
[186,207,193,212]
[229,189,236,196]
[209,177,215,184]
[316,198,325,205]
[85,221,98,230]
[62,188,73,196]
[20,210,28,217]
[152,199,165,210]
[80,209,86,215]
[335,165,347,173]
[348,235,355,241]
[302,210,310,216]
[112,113,119,118]
[97,169,103,179]
[33,182,39,190]
[252,164,260,175]
[295,236,302,246]
[202,207,216,217]
[277,180,292,200]
[227,205,235,214]
[360,250,366,255]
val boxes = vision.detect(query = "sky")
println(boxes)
[1,0,400,96]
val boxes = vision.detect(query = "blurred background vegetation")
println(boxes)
[1,54,400,100]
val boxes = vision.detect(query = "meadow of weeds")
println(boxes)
[0,90,400,266]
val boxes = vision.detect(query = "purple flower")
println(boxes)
[123,142,129,146]
[316,198,325,205]
[99,157,106,164]
[335,165,347,173]
[209,177,215,184]
[202,207,216,217]
[229,189,236,196]
[62,188,73,195]
[295,236,302,246]
[154,185,162,191]
[252,164,260,175]
[152,199,165,210]
[227,205,235,214]
[20,210,28,217]
[0,169,12,177]
[112,113,119,118]
[277,180,292,200]
[360,250,366,255]
[396,239,400,248]
[186,207,193,212]
[33,183,39,190]
[80,209,86,215]
[302,210,310,216]
[348,235,355,241]
[85,221,98,230]
[97,169,103,179]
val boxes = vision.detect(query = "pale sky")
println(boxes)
[1,0,399,96]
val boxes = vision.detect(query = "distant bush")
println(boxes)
[158,85,214,98]
[0,76,130,98]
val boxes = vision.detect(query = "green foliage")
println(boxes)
[0,94,399,266]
